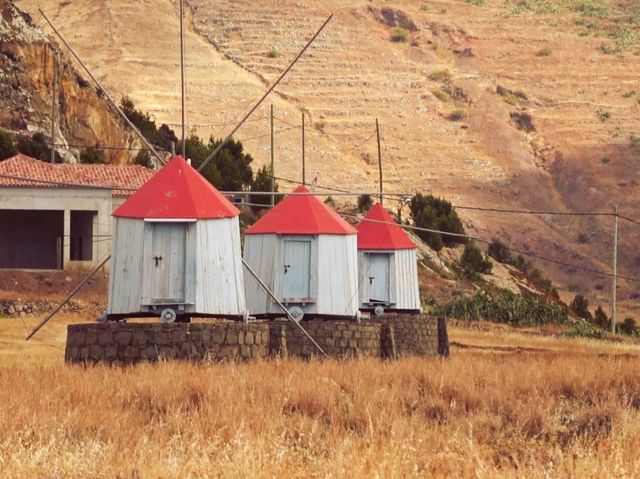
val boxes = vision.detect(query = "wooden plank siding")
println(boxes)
[108,217,246,317]
[392,249,421,311]
[244,234,358,317]
[357,249,421,312]
[195,217,246,315]
[108,218,145,314]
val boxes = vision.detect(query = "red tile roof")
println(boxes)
[357,203,416,250]
[113,156,240,219]
[0,154,154,197]
[245,185,357,235]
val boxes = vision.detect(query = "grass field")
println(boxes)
[1,314,640,478]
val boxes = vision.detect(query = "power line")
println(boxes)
[235,199,640,283]
[47,142,168,152]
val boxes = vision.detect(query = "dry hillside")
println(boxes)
[11,0,640,317]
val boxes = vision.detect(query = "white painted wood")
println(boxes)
[244,233,358,317]
[358,248,421,311]
[194,217,246,315]
[367,253,391,303]
[107,218,145,314]
[281,238,311,300]
[140,222,187,302]
[316,234,359,316]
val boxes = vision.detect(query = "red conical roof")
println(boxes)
[245,185,356,235]
[113,156,240,219]
[356,203,415,250]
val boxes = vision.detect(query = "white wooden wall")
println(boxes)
[244,234,358,317]
[108,217,246,316]
[108,218,145,314]
[358,249,421,311]
[195,217,246,315]
[243,234,279,314]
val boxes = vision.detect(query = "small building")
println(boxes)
[107,156,246,322]
[356,203,421,314]
[243,185,359,319]
[0,154,152,270]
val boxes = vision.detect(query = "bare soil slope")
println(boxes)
[14,0,640,316]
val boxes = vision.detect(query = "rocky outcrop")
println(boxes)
[0,1,140,163]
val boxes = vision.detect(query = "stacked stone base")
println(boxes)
[65,315,448,364]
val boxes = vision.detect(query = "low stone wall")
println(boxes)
[379,315,447,357]
[65,322,270,364]
[65,315,448,364]
[272,321,384,359]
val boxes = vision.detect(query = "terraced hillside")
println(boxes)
[14,0,640,317]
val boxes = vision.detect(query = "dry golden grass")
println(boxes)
[2,315,640,478]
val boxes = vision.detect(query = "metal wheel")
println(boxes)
[288,306,304,323]
[160,308,177,324]
[374,305,385,317]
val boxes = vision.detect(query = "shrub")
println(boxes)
[570,294,593,321]
[436,288,568,326]
[250,165,280,212]
[409,193,466,251]
[391,28,408,43]
[619,317,637,335]
[460,241,492,278]
[428,68,452,82]
[629,134,640,157]
[466,0,486,5]
[16,132,62,163]
[266,47,280,58]
[577,233,589,244]
[488,238,512,263]
[597,108,610,121]
[622,89,636,98]
[537,46,552,56]
[510,112,535,132]
[0,129,17,161]
[79,148,105,164]
[431,87,450,102]
[601,156,611,164]
[593,306,609,329]
[357,194,373,213]
[121,97,178,151]
[134,149,153,168]
[565,319,604,339]
[448,109,467,121]
[324,196,336,208]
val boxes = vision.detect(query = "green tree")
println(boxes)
[0,129,17,160]
[409,193,466,251]
[182,136,254,191]
[460,241,492,278]
[593,306,609,329]
[79,148,105,164]
[357,194,373,213]
[570,294,592,321]
[487,238,512,263]
[121,97,177,150]
[249,165,280,212]
[16,132,61,163]
[134,149,153,168]
[325,196,336,208]
[620,317,637,335]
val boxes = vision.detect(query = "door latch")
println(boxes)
[284,264,291,274]
[153,255,163,267]
[368,276,374,285]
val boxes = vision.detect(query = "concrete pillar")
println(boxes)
[63,209,70,269]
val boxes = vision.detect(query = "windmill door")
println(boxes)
[143,222,187,303]
[281,238,311,301]
[367,253,390,304]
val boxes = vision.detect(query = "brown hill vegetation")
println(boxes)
[11,0,640,317]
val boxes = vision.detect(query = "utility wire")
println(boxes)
[237,200,639,283]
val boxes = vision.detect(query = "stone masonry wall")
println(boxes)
[65,315,448,364]
[65,322,270,365]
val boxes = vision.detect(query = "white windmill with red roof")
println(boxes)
[356,203,421,314]
[243,185,359,320]
[106,156,246,322]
